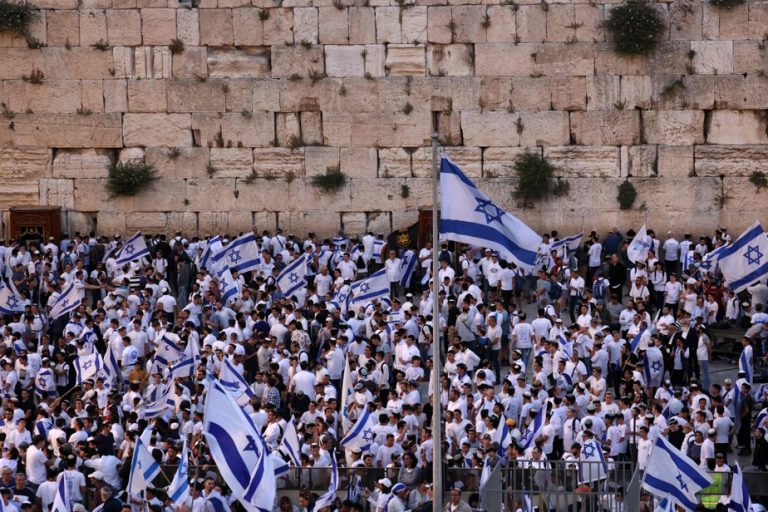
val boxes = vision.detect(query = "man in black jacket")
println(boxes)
[99,485,124,512]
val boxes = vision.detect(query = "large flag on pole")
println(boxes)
[349,269,390,307]
[628,224,652,263]
[718,221,768,292]
[340,407,374,453]
[276,253,308,298]
[551,232,584,252]
[311,452,339,512]
[439,156,541,270]
[519,406,545,450]
[48,282,81,320]
[727,462,752,512]
[340,358,353,433]
[127,437,161,497]
[399,249,417,288]
[168,337,201,379]
[641,434,713,512]
[0,279,24,314]
[203,381,275,512]
[51,475,71,512]
[279,418,302,467]
[219,357,256,406]
[115,231,150,265]
[200,235,223,271]
[73,353,104,385]
[212,232,262,274]
[168,438,190,504]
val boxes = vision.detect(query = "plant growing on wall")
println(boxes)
[105,160,157,197]
[605,0,664,56]
[749,171,767,191]
[513,153,568,205]
[708,0,743,8]
[0,0,38,38]
[312,167,347,194]
[617,180,638,209]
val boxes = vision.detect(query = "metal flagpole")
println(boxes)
[431,132,443,512]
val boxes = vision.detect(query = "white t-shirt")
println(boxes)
[588,243,602,267]
[26,445,48,484]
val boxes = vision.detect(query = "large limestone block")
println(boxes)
[167,80,226,112]
[127,80,167,112]
[143,147,209,179]
[80,10,108,47]
[341,212,367,236]
[107,9,142,46]
[586,75,620,110]
[322,112,352,146]
[386,45,426,75]
[349,178,431,212]
[365,44,386,77]
[413,146,480,177]
[232,8,264,45]
[748,1,768,40]
[185,178,237,211]
[713,75,745,110]
[427,44,473,76]
[2,81,83,114]
[669,0,702,41]
[544,146,620,177]
[634,177,721,213]
[172,47,207,79]
[402,7,427,43]
[199,9,234,46]
[347,8,376,44]
[595,44,648,75]
[53,149,114,179]
[517,5,546,43]
[733,41,764,73]
[276,211,342,237]
[166,212,198,234]
[393,110,431,146]
[252,148,305,177]
[690,41,734,74]
[376,7,402,44]
[74,179,130,211]
[485,5,516,43]
[546,4,575,43]
[482,147,534,178]
[141,8,177,45]
[708,110,768,144]
[47,10,80,47]
[643,110,705,145]
[574,4,604,42]
[209,148,254,177]
[533,43,595,76]
[378,147,411,177]
[427,6,452,44]
[475,43,536,77]
[9,114,122,148]
[623,145,657,178]
[452,5,486,43]
[657,145,693,178]
[550,77,587,111]
[680,75,715,110]
[325,45,365,77]
[39,179,75,209]
[340,147,377,178]
[207,47,270,78]
[0,149,51,180]
[262,8,294,46]
[350,112,396,146]
[301,111,323,145]
[0,182,39,208]
[745,75,768,109]
[271,45,325,78]
[717,2,748,40]
[0,49,114,80]
[461,111,520,146]
[294,7,319,44]
[191,113,223,148]
[123,113,192,147]
[520,111,570,146]
[509,77,551,110]
[276,112,301,147]
[129,179,191,212]
[176,8,200,46]
[196,212,229,236]
[318,7,349,44]
[253,80,281,111]
[365,211,391,235]
[570,111,640,145]
[304,146,340,177]
[694,145,768,176]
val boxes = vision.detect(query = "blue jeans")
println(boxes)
[520,347,532,372]
[490,348,501,382]
[699,359,710,392]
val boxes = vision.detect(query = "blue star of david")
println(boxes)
[244,435,259,453]
[675,471,688,492]
[521,429,531,442]
[360,282,370,293]
[60,299,69,308]
[651,360,662,373]
[338,293,347,303]
[220,279,228,292]
[82,361,92,370]
[583,443,596,458]
[474,197,505,224]
[229,249,242,265]
[124,244,135,255]
[745,245,763,266]
[362,428,373,441]
[179,464,188,479]
[289,272,300,284]
[6,296,19,310]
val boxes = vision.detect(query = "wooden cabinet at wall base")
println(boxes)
[9,207,62,247]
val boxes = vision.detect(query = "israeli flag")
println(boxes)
[399,249,417,288]
[340,358,353,433]
[372,239,385,264]
[115,231,150,265]
[628,224,652,264]
[51,474,71,512]
[494,419,512,450]
[219,358,256,407]
[480,456,494,487]
[644,346,665,388]
[682,250,696,273]
[728,462,752,512]
[103,340,121,383]
[140,381,174,419]
[349,269,390,308]
[0,279,24,314]
[48,282,81,320]
[168,438,190,504]
[277,253,308,298]
[333,235,349,249]
[551,232,584,252]
[169,338,201,379]
[34,368,56,398]
[346,475,362,504]
[154,334,184,368]
[212,232,262,274]
[74,353,104,386]
[218,267,240,305]
[630,327,647,354]
[641,434,713,512]
[203,381,275,512]
[739,348,752,384]
[520,406,545,450]
[700,243,728,272]
[128,437,161,497]
[200,235,223,271]
[440,156,542,270]
[279,418,302,467]
[340,407,375,452]
[718,221,768,292]
[578,440,608,484]
[654,496,673,512]
[207,496,230,512]
[312,451,339,512]
[558,334,573,360]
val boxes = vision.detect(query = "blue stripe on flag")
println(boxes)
[441,219,538,266]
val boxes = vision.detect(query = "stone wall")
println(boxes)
[1,0,768,238]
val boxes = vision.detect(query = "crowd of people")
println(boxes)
[0,225,765,512]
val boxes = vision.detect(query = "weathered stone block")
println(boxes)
[2,81,82,114]
[375,7,402,44]
[304,146,340,177]
[231,8,264,46]
[318,7,348,44]
[378,147,411,177]
[262,8,294,46]
[340,147,378,178]
[461,111,520,147]
[39,179,75,209]
[733,41,763,73]
[643,110,705,145]
[294,7,319,44]
[209,148,254,177]
[570,111,640,145]
[427,44,473,76]
[271,45,325,77]
[106,9,142,46]
[475,43,536,77]
[516,5,546,43]
[708,110,768,144]
[550,77,586,111]
[657,145,693,178]
[350,112,396,146]
[171,47,207,79]
[544,146,620,177]
[140,8,176,46]
[690,41,733,74]
[546,4,575,43]
[144,147,209,179]
[485,5,516,43]
[301,111,323,145]
[0,149,51,180]
[481,147,533,178]
[669,0,702,41]
[276,112,301,147]
[427,6,453,44]
[325,45,366,77]
[365,44,387,77]
[127,80,167,112]
[176,8,200,46]
[520,111,570,146]
[718,2,748,40]
[165,79,226,112]
[386,45,426,75]
[713,75,745,109]
[252,148,305,177]
[0,182,39,208]
[199,9,234,46]
[349,7,376,44]
[220,112,275,147]
[624,145,657,178]
[694,145,768,176]
[9,114,122,148]
[47,10,80,47]
[402,7,427,44]
[586,75,620,110]
[123,113,192,147]
[744,75,768,109]
[207,47,270,78]
[451,5,486,43]
[414,146,480,178]
[80,10,108,47]
[748,1,768,40]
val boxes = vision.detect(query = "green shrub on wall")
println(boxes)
[311,167,347,194]
[0,0,38,37]
[106,160,157,197]
[513,153,569,205]
[708,0,744,8]
[617,180,638,210]
[605,0,664,56]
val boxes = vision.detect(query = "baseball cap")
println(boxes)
[378,478,392,487]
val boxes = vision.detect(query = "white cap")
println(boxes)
[378,478,392,487]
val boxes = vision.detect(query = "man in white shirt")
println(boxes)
[664,274,683,316]
[663,232,680,276]
[384,251,402,297]
[567,270,585,324]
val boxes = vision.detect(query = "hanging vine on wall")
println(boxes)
[605,0,664,56]
[311,167,347,194]
[513,153,569,206]
[105,160,157,197]
[617,180,638,209]
[0,0,39,48]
